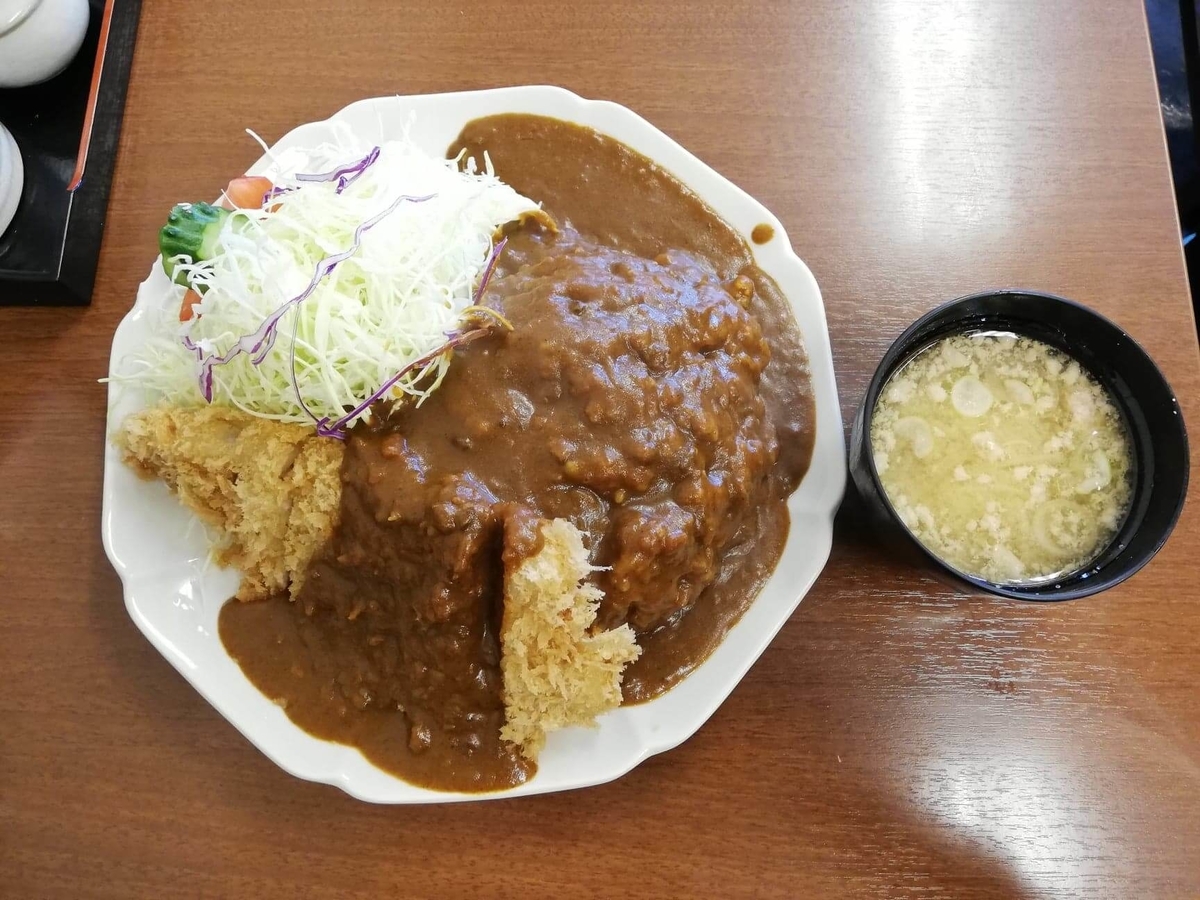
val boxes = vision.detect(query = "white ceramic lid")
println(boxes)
[0,0,42,36]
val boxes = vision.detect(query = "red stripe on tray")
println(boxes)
[68,0,118,193]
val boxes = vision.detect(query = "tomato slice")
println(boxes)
[221,175,275,210]
[179,289,202,322]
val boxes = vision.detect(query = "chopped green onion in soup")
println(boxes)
[870,332,1133,584]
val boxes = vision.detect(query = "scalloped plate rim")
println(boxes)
[101,85,845,804]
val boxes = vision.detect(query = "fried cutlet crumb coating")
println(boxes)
[500,517,640,758]
[116,405,343,601]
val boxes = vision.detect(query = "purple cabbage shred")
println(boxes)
[179,188,434,403]
[305,238,511,439]
[295,146,381,194]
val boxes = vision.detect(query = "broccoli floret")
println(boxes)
[158,202,231,286]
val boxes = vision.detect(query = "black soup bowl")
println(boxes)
[848,289,1190,600]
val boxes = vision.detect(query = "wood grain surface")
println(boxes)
[3,1,1199,897]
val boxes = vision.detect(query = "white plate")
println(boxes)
[102,86,846,803]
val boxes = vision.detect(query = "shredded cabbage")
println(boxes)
[111,131,541,429]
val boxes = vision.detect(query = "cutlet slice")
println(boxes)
[500,516,641,759]
[117,407,637,758]
[116,405,343,601]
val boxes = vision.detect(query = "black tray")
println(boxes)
[0,0,142,306]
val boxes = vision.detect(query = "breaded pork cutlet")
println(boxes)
[116,405,343,601]
[116,404,640,757]
[500,517,640,758]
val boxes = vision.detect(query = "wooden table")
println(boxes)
[3,1,1198,896]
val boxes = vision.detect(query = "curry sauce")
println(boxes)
[220,114,816,792]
